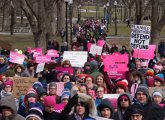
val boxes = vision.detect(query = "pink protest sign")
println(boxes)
[107,71,126,79]
[54,103,66,113]
[133,45,156,59]
[10,51,25,64]
[97,40,105,47]
[35,55,51,63]
[103,54,129,72]
[55,67,74,75]
[30,48,43,57]
[46,49,59,57]
[87,43,93,51]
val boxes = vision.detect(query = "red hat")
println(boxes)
[115,80,128,92]
[77,74,88,79]
[4,79,13,87]
[84,75,94,83]
[145,69,154,76]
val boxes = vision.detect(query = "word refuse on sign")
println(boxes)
[130,25,151,49]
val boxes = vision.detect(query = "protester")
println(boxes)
[152,89,164,105]
[0,95,25,120]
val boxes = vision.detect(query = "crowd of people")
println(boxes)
[0,19,165,120]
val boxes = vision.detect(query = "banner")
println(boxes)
[130,25,151,49]
[55,67,74,75]
[9,51,25,64]
[36,63,45,73]
[13,77,37,98]
[63,51,88,67]
[103,54,129,72]
[97,40,105,47]
[133,45,156,59]
[90,44,103,55]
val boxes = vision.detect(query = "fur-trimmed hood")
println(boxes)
[77,93,97,117]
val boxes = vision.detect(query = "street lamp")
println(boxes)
[114,1,117,36]
[106,2,109,32]
[77,5,81,23]
[103,5,106,20]
[69,0,73,44]
[64,0,70,49]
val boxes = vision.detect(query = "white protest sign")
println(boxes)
[63,51,88,67]
[89,44,103,55]
[130,25,151,49]
[36,63,45,73]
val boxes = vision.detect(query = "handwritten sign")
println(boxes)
[90,44,103,55]
[55,67,74,75]
[103,54,129,72]
[133,45,156,59]
[63,51,88,67]
[10,51,25,64]
[130,25,151,49]
[36,63,45,73]
[13,77,37,98]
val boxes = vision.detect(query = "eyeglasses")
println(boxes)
[120,99,128,102]
[97,90,104,93]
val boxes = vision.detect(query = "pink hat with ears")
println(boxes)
[4,79,13,87]
[43,96,56,107]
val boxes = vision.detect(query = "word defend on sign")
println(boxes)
[13,77,37,98]
[130,25,151,49]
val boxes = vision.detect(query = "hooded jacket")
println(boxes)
[97,98,114,119]
[114,93,132,120]
[0,55,8,74]
[0,95,25,120]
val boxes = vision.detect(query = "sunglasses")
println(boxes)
[120,98,128,102]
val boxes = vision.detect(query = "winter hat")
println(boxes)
[115,79,128,92]
[27,62,35,69]
[152,89,164,98]
[84,62,90,67]
[64,82,73,90]
[5,69,15,77]
[43,96,56,107]
[154,73,164,83]
[49,82,57,89]
[36,87,47,97]
[32,81,43,90]
[129,104,144,116]
[135,85,149,98]
[3,79,13,87]
[145,69,154,76]
[26,107,43,120]
[153,64,163,71]
[61,89,70,100]
[90,60,98,70]
[26,88,37,99]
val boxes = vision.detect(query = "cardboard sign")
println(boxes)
[133,45,156,59]
[103,94,120,109]
[63,51,88,67]
[36,63,45,73]
[103,54,129,72]
[130,25,151,49]
[13,77,37,98]
[10,51,25,64]
[90,44,103,55]
[107,71,126,79]
[55,67,74,75]
[97,40,105,47]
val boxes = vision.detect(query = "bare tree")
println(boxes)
[151,0,165,44]
[16,0,58,52]
[134,0,151,24]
